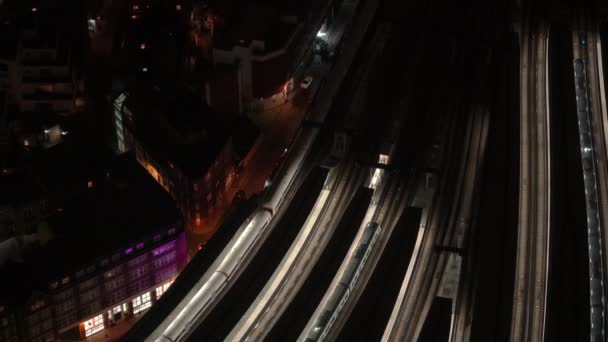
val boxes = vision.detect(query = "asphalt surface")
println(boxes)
[187,167,328,341]
[336,206,422,342]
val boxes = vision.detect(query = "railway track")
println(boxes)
[510,22,550,342]
[572,15,608,341]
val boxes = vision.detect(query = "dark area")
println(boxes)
[418,297,452,342]
[336,206,422,342]
[545,22,590,342]
[266,187,373,341]
[469,32,520,342]
[188,167,328,341]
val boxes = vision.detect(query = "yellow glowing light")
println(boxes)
[176,4,182,11]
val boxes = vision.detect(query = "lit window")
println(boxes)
[132,5,139,10]
[136,242,144,249]
[142,67,148,72]
[24,139,30,146]
[140,43,146,50]
[87,180,93,188]
[196,214,200,225]
[132,292,152,314]
[61,277,70,285]
[131,15,138,20]
[83,314,104,337]
[31,7,38,12]
[125,247,134,255]
[176,4,182,11]
[112,305,121,314]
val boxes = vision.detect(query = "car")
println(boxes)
[300,76,313,89]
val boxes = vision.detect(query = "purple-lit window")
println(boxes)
[153,234,162,242]
[136,242,144,250]
[152,241,176,256]
[125,248,134,255]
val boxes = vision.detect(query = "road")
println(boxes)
[225,20,391,342]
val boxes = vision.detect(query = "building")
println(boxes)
[0,5,85,114]
[0,154,186,342]
[201,0,342,114]
[113,85,260,246]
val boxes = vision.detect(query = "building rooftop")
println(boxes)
[0,152,181,306]
[212,1,299,52]
[0,21,18,61]
[123,84,230,178]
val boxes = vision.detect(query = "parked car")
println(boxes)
[300,76,313,89]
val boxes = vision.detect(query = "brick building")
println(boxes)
[0,154,186,342]
[113,84,260,249]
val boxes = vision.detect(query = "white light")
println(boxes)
[316,31,326,37]
[44,129,50,134]
[142,67,148,72]
[584,147,592,152]
[61,131,68,136]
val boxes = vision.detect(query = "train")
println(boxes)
[154,108,355,341]
[304,222,381,342]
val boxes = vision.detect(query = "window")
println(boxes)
[109,289,127,304]
[127,254,147,267]
[41,319,52,331]
[112,305,122,314]
[153,234,162,242]
[61,277,70,285]
[83,314,104,337]
[168,227,176,235]
[136,242,144,250]
[155,280,175,299]
[104,276,124,291]
[132,292,152,314]
[153,251,176,269]
[152,241,176,256]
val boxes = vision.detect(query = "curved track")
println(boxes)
[572,15,608,341]
[510,22,551,342]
